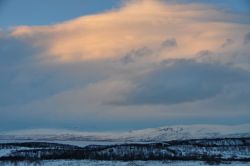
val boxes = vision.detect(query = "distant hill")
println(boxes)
[1,124,250,142]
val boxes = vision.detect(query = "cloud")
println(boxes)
[8,0,250,63]
[161,38,178,48]
[0,33,108,107]
[1,0,250,130]
[0,34,38,66]
[244,32,250,44]
[221,38,233,48]
[0,60,110,107]
[0,34,46,106]
[112,60,250,105]
[120,47,153,64]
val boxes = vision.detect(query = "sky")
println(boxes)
[0,0,250,132]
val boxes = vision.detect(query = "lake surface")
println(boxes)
[0,160,249,166]
[0,139,135,147]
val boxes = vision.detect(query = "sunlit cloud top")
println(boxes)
[9,0,250,62]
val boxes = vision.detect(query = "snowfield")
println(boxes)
[0,149,12,158]
[0,124,249,165]
[0,138,249,162]
[1,124,250,143]
[0,160,249,166]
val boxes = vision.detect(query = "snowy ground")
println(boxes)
[1,124,250,143]
[0,140,127,147]
[0,160,249,166]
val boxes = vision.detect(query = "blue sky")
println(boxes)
[178,0,250,12]
[0,0,249,27]
[0,0,250,131]
[0,0,121,27]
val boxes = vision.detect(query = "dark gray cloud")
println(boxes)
[221,38,233,48]
[161,38,177,48]
[117,60,250,105]
[0,35,45,106]
[197,50,214,57]
[0,35,105,107]
[121,47,153,64]
[0,34,43,106]
[0,62,105,107]
[244,32,250,44]
[120,39,178,64]
[0,35,38,66]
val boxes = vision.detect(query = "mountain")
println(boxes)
[1,125,250,163]
[1,138,250,162]
[0,124,250,142]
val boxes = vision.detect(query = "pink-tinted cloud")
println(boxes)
[9,0,250,62]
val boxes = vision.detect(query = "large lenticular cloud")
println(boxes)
[0,0,250,131]
[9,0,250,62]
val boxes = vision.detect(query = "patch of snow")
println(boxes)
[0,160,249,166]
[0,124,250,143]
[0,149,12,157]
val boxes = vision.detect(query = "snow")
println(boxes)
[0,140,129,147]
[0,149,12,157]
[0,124,249,165]
[0,124,250,143]
[0,138,249,165]
[0,160,249,166]
[0,147,50,158]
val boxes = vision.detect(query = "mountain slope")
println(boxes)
[1,138,250,162]
[1,124,250,142]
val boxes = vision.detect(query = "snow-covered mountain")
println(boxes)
[1,138,250,162]
[0,124,250,142]
[1,125,250,163]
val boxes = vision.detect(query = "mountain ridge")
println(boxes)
[1,124,250,142]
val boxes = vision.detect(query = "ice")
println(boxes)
[0,160,249,166]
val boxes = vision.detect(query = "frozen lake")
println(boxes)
[1,139,249,166]
[0,139,130,147]
[0,160,249,166]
